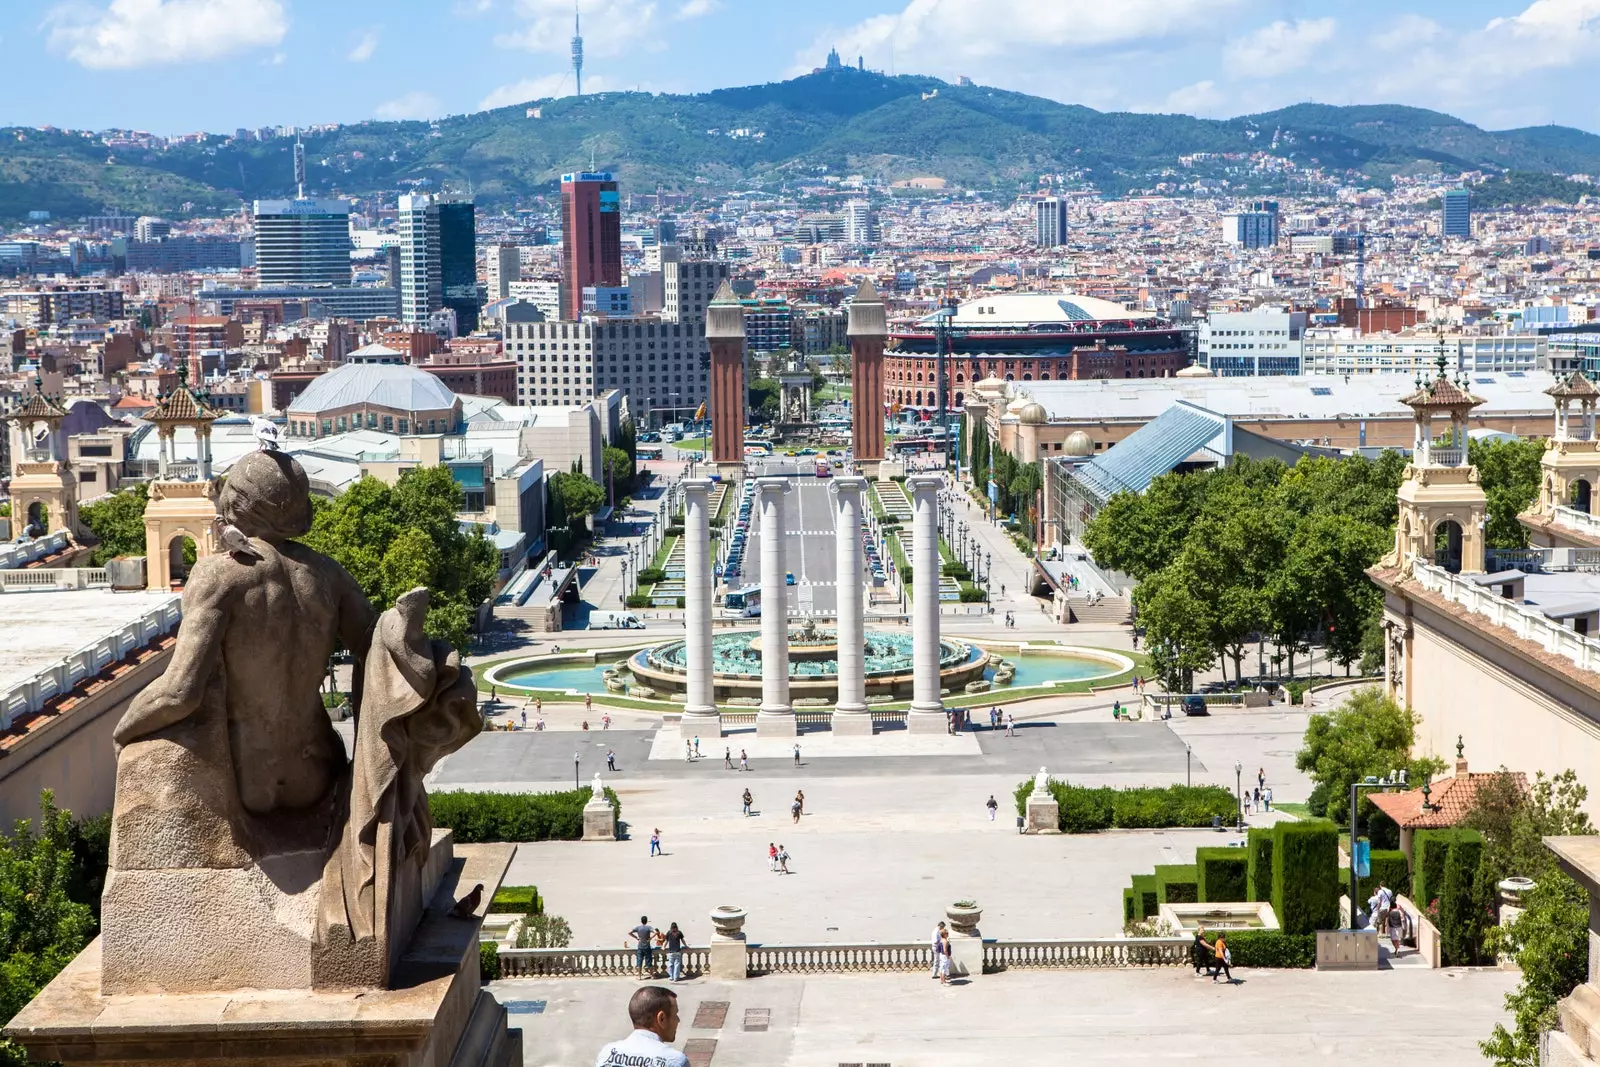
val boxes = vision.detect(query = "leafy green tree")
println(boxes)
[1272,513,1389,674]
[1295,687,1446,823]
[1133,560,1217,691]
[603,446,633,496]
[548,470,605,533]
[1469,769,1594,889]
[303,468,498,650]
[748,378,780,422]
[1470,436,1547,549]
[78,484,149,565]
[0,793,99,1067]
[1481,872,1590,1066]
[1082,469,1213,582]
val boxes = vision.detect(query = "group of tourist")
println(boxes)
[1190,925,1234,983]
[625,918,691,984]
[766,841,792,874]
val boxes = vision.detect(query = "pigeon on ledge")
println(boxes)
[450,883,484,919]
[250,416,281,452]
[213,515,263,561]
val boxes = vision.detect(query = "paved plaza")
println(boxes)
[494,969,1515,1067]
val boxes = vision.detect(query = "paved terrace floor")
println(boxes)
[0,589,179,689]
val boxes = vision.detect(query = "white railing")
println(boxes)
[1485,546,1600,574]
[748,942,928,975]
[0,597,182,729]
[1554,505,1600,539]
[984,937,1191,970]
[497,938,1193,979]
[1413,561,1600,674]
[1424,447,1465,466]
[0,532,70,570]
[498,947,708,978]
[0,568,110,593]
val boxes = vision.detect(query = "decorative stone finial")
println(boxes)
[1456,734,1465,759]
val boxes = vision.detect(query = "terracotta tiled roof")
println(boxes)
[11,391,69,420]
[1547,372,1600,400]
[147,385,219,424]
[1400,374,1484,411]
[1368,768,1527,829]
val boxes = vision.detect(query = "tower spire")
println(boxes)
[571,0,584,97]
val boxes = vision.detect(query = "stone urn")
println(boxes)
[1498,877,1537,907]
[945,902,982,936]
[710,905,747,939]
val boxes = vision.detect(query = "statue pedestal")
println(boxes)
[831,711,873,736]
[1026,795,1061,834]
[5,841,519,1067]
[583,797,616,841]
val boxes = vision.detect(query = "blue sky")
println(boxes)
[10,0,1600,134]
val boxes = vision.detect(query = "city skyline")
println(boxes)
[5,0,1600,136]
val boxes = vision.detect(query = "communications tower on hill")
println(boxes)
[571,1,584,96]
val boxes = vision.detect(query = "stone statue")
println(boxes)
[1033,767,1050,796]
[591,772,607,801]
[99,450,480,995]
[315,587,480,988]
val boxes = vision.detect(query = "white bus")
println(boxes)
[722,586,761,618]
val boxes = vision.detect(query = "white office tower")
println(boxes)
[486,244,521,301]
[1034,197,1068,247]
[252,198,353,287]
[843,200,876,246]
[397,194,441,326]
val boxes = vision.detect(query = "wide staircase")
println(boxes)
[1067,593,1132,625]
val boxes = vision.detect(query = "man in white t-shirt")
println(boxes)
[595,986,689,1067]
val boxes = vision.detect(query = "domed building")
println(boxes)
[285,361,463,439]
[1062,430,1094,457]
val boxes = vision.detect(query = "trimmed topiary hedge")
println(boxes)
[429,787,620,842]
[1200,930,1316,968]
[1130,873,1158,919]
[1196,847,1249,903]
[1155,864,1198,904]
[1016,778,1235,832]
[1271,819,1339,935]
[1123,886,1137,924]
[1246,827,1274,903]
[480,942,501,981]
[1413,827,1482,913]
[636,567,667,584]
[491,885,543,914]
[1340,847,1412,905]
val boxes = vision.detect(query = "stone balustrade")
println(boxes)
[0,597,182,728]
[493,936,1194,979]
[0,532,69,570]
[1412,561,1600,674]
[0,568,110,593]
[1554,505,1600,539]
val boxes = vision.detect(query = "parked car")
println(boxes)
[1182,695,1209,717]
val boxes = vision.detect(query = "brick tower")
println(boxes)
[848,278,887,477]
[706,280,747,476]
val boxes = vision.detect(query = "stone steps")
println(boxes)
[1068,595,1132,625]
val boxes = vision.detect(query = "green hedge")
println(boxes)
[1123,886,1137,924]
[1246,828,1274,902]
[1414,828,1482,912]
[491,885,543,914]
[1200,930,1316,968]
[1196,847,1249,903]
[1018,779,1235,832]
[1130,873,1158,919]
[1155,864,1198,904]
[636,567,667,584]
[429,787,620,842]
[1271,819,1339,935]
[1339,848,1412,904]
[480,942,501,982]
[1431,831,1488,966]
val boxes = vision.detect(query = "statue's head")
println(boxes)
[219,450,313,541]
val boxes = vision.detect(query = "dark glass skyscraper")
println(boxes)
[438,197,478,334]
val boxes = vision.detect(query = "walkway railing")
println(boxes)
[0,568,110,593]
[0,597,182,729]
[0,532,70,570]
[1413,560,1600,674]
[499,947,708,978]
[716,710,910,727]
[748,942,927,974]
[984,937,1190,970]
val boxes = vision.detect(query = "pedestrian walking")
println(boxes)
[1005,713,1016,737]
[1192,925,1208,975]
[520,710,527,728]
[795,790,805,815]
[986,794,998,821]
[791,797,801,823]
[1212,932,1232,983]
[930,921,946,978]
[607,750,618,772]
[742,789,753,817]
[627,916,655,977]
[1264,786,1273,811]
[602,712,611,731]
[793,743,801,767]
[592,987,689,1067]
[767,842,777,871]
[584,693,593,714]
[663,923,688,983]
[724,747,734,770]
[937,928,952,984]
[693,736,701,758]
[1258,767,1265,792]
[777,845,790,874]
[650,828,662,857]
[740,749,750,772]
[685,740,693,762]
[534,696,542,717]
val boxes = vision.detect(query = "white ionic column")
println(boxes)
[830,476,871,735]
[906,473,947,734]
[756,477,796,737]
[680,477,720,737]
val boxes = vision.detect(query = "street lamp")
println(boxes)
[621,558,630,599]
[574,751,581,791]
[1347,770,1407,926]
[1187,745,1192,787]
[1234,760,1243,831]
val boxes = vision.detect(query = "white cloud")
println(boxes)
[674,0,717,18]
[46,0,287,70]
[376,91,442,121]
[347,29,379,63]
[1222,18,1336,80]
[1490,0,1600,35]
[807,0,1247,72]
[496,0,660,58]
[1370,14,1443,52]
[1156,79,1229,117]
[479,72,610,109]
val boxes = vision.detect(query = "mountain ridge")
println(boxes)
[2,69,1597,221]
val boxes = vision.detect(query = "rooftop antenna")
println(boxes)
[571,0,584,97]
[293,135,305,200]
